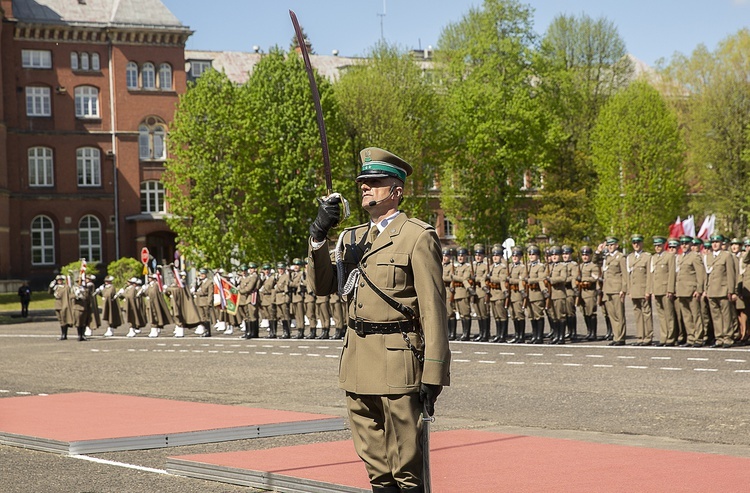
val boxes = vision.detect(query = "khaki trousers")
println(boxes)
[346,392,423,490]
[708,297,734,346]
[631,297,653,343]
[604,293,626,342]
[653,295,676,344]
[677,296,703,344]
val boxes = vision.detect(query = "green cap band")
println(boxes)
[359,161,407,182]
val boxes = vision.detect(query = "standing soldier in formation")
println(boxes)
[315,293,332,339]
[97,276,122,337]
[85,274,100,337]
[705,234,737,348]
[303,260,319,339]
[626,234,653,346]
[600,237,627,346]
[650,237,677,346]
[739,239,750,345]
[507,246,527,343]
[144,273,173,338]
[578,246,601,341]
[730,238,744,343]
[165,271,201,338]
[289,258,308,339]
[547,246,569,344]
[525,245,548,344]
[676,235,706,347]
[71,277,91,341]
[471,244,491,342]
[49,275,74,340]
[442,247,458,341]
[123,278,146,337]
[451,247,474,341]
[238,263,261,339]
[274,261,292,339]
[329,289,345,340]
[259,263,278,338]
[194,269,214,337]
[487,244,509,342]
[699,239,714,342]
[561,246,579,342]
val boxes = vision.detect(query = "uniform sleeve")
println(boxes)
[307,238,338,296]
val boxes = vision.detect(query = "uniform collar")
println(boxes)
[370,211,401,233]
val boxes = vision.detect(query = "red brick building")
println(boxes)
[0,0,192,284]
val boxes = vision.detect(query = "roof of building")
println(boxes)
[185,49,364,84]
[11,0,187,29]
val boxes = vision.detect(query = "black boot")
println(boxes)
[77,326,87,341]
[491,320,505,343]
[557,321,565,344]
[335,327,345,339]
[512,319,525,343]
[306,328,317,339]
[295,327,305,339]
[281,321,291,339]
[244,320,252,339]
[448,318,457,341]
[268,320,277,339]
[568,316,578,342]
[59,325,69,340]
[459,318,472,341]
[604,315,613,341]
[317,328,330,339]
[481,318,491,341]
[528,319,537,343]
[535,318,545,344]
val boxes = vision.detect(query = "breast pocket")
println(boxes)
[376,253,410,290]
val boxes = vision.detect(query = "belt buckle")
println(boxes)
[354,319,365,336]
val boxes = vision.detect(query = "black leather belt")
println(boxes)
[348,318,414,336]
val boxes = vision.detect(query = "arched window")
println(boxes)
[79,215,102,262]
[31,215,55,265]
[126,62,138,89]
[80,52,89,71]
[444,217,455,239]
[140,180,166,213]
[70,52,79,70]
[139,117,167,160]
[74,86,99,118]
[158,63,172,90]
[142,62,155,89]
[76,147,101,187]
[91,53,100,71]
[28,147,54,187]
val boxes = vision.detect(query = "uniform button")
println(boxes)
[363,262,367,268]
[360,282,365,288]
[390,258,394,263]
[358,303,362,308]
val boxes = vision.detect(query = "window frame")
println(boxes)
[28,147,54,187]
[158,63,172,90]
[91,53,100,71]
[31,215,55,266]
[190,60,211,78]
[139,120,168,161]
[126,61,139,89]
[22,49,52,69]
[26,86,51,117]
[142,62,156,89]
[140,180,166,213]
[78,215,102,263]
[74,86,99,119]
[76,147,102,187]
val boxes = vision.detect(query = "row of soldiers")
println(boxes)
[48,259,349,340]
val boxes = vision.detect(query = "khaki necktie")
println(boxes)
[369,225,379,244]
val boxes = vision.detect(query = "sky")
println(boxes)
[161,0,750,67]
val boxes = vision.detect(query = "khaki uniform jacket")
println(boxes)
[123,285,146,327]
[290,271,305,303]
[145,282,174,327]
[98,284,123,327]
[626,251,652,298]
[195,278,213,308]
[549,262,568,300]
[675,251,705,298]
[70,284,91,327]
[650,251,676,296]
[473,260,489,297]
[50,283,75,326]
[165,284,201,326]
[526,262,548,302]
[260,274,276,307]
[308,213,450,395]
[238,273,260,306]
[274,272,291,305]
[602,251,627,294]
[704,250,736,297]
[579,261,601,301]
[488,261,508,302]
[508,262,526,302]
[452,262,472,300]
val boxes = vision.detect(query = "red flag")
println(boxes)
[172,266,184,288]
[668,217,684,239]
[79,258,87,281]
[155,270,164,292]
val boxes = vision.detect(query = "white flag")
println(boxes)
[682,215,695,237]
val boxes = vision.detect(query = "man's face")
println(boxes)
[529,253,538,261]
[458,254,467,263]
[292,264,300,272]
[492,254,501,263]
[562,253,571,261]
[474,253,484,262]
[607,243,618,253]
[581,253,591,262]
[632,240,643,252]
[712,240,722,251]
[512,254,521,263]
[731,243,740,253]
[654,243,664,253]
[551,253,560,263]
[691,244,700,252]
[359,177,401,211]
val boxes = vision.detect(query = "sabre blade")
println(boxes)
[289,10,333,196]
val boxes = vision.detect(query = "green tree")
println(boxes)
[334,43,443,223]
[435,0,552,245]
[60,260,100,282]
[106,257,143,289]
[591,80,686,239]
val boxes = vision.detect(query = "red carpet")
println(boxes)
[168,429,750,493]
[0,392,345,454]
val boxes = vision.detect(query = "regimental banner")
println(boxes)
[213,273,239,315]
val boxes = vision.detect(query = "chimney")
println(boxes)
[1,0,14,18]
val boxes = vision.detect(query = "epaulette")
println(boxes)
[406,217,434,230]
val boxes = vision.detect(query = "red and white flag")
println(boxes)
[697,214,715,240]
[668,217,684,239]
[172,266,184,288]
[155,269,164,292]
[79,258,87,281]
[682,215,695,238]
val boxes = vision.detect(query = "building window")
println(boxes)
[22,49,52,69]
[31,215,55,265]
[74,86,99,118]
[79,215,102,262]
[26,86,51,117]
[71,52,78,70]
[126,62,138,89]
[80,52,89,71]
[76,147,101,187]
[91,53,100,71]
[190,60,211,78]
[142,62,155,89]
[28,147,54,187]
[158,63,172,90]
[141,180,166,213]
[139,118,167,160]
[444,217,455,239]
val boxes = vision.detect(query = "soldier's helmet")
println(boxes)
[580,246,593,255]
[527,245,541,255]
[179,271,187,278]
[631,234,644,243]
[652,236,666,246]
[277,261,287,269]
[692,238,703,246]
[136,279,143,285]
[88,274,96,281]
[549,245,562,255]
[457,247,469,256]
[473,244,485,255]
[491,245,504,256]
[562,245,573,254]
[710,233,724,242]
[511,247,523,257]
[248,262,258,269]
[356,147,413,183]
[605,236,619,245]
[292,258,304,266]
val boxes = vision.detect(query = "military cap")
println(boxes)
[667,239,680,248]
[292,258,304,266]
[262,263,272,270]
[88,274,96,281]
[55,274,66,281]
[561,245,573,254]
[692,238,703,246]
[104,275,114,282]
[527,245,541,255]
[631,234,644,243]
[457,247,469,255]
[127,277,139,284]
[549,245,562,255]
[473,244,485,255]
[442,247,451,256]
[652,236,666,245]
[248,262,258,269]
[710,233,724,242]
[276,261,287,269]
[731,237,741,245]
[239,264,248,271]
[356,147,413,183]
[605,236,619,245]
[199,268,208,275]
[135,279,143,285]
[218,268,226,275]
[580,246,593,255]
[744,238,750,247]
[449,248,457,256]
[679,235,692,243]
[179,271,187,277]
[511,247,523,256]
[491,245,504,255]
